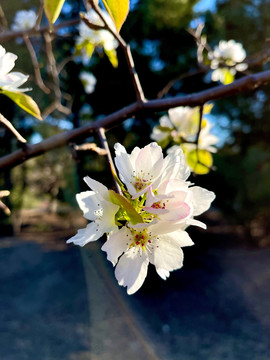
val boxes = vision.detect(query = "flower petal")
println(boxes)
[148,234,184,272]
[66,222,102,246]
[84,176,108,199]
[115,248,149,295]
[190,186,215,216]
[76,191,99,221]
[101,227,132,266]
[156,268,170,280]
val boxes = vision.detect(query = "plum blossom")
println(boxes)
[0,46,30,93]
[11,10,37,31]
[79,71,97,94]
[67,176,119,246]
[67,142,215,294]
[208,40,248,84]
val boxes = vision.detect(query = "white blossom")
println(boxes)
[67,142,216,294]
[79,71,97,94]
[11,10,37,31]
[76,9,118,64]
[208,40,248,83]
[67,176,119,247]
[0,45,30,92]
[102,222,194,294]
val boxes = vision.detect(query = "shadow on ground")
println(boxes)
[0,213,270,360]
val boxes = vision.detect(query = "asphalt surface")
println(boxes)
[0,231,269,360]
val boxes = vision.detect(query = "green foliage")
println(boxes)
[109,190,143,225]
[1,90,42,120]
[101,0,130,32]
[44,0,66,25]
[186,149,213,175]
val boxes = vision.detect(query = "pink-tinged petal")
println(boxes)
[162,202,190,222]
[84,176,108,198]
[101,227,132,266]
[190,186,215,216]
[115,248,149,295]
[148,234,184,272]
[66,222,102,246]
[76,191,98,221]
[156,268,170,280]
[144,206,169,215]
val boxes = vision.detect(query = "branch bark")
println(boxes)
[0,69,270,170]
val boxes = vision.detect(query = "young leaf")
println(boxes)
[44,0,66,25]
[101,0,129,32]
[221,68,234,85]
[2,90,42,120]
[109,190,143,225]
[186,149,213,175]
[104,48,118,68]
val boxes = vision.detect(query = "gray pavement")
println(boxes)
[0,234,269,360]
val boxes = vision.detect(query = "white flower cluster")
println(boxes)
[11,10,37,31]
[0,45,30,93]
[79,71,97,94]
[67,143,215,294]
[208,40,247,84]
[75,9,118,65]
[151,105,218,174]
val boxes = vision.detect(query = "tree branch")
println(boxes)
[0,18,80,43]
[0,69,270,170]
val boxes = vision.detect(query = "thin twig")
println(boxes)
[0,68,270,170]
[0,113,27,144]
[0,5,8,30]
[43,31,71,117]
[96,127,122,193]
[0,18,80,43]
[158,68,207,98]
[34,0,45,30]
[23,35,51,94]
[89,0,146,103]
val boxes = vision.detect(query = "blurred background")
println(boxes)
[0,0,270,359]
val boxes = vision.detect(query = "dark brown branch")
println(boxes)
[0,18,80,43]
[0,69,270,170]
[0,113,27,143]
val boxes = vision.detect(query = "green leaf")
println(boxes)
[101,0,130,32]
[109,190,143,225]
[186,149,213,175]
[44,0,66,25]
[2,90,42,120]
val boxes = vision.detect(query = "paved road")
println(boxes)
[0,232,269,360]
